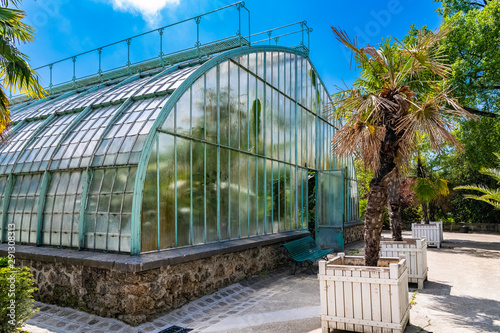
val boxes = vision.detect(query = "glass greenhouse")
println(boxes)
[0,9,359,255]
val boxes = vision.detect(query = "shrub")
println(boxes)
[0,257,38,333]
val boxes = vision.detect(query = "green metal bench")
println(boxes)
[283,236,334,274]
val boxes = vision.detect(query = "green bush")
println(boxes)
[0,257,38,333]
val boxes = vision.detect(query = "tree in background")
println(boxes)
[413,154,450,223]
[0,0,46,135]
[434,0,500,117]
[407,0,500,224]
[454,153,500,209]
[330,26,471,266]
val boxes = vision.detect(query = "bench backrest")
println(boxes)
[283,236,318,254]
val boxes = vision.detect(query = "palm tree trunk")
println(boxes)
[387,169,403,241]
[364,181,388,266]
[364,126,398,266]
[422,202,430,224]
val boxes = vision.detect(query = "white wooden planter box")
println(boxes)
[381,237,428,289]
[318,254,410,333]
[411,221,443,248]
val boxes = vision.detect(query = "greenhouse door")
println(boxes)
[316,170,344,251]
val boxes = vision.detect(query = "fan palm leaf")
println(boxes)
[0,2,46,137]
[454,153,500,209]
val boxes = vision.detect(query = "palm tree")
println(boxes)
[330,26,472,266]
[454,153,500,210]
[0,0,46,135]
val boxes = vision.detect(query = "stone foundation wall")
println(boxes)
[344,222,364,244]
[5,232,305,326]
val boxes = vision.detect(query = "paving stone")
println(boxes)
[108,323,125,331]
[97,321,110,328]
[67,313,80,320]
[118,327,137,333]
[66,324,80,330]
[88,318,100,325]
[55,321,67,327]
[142,326,156,332]
[59,309,75,317]
[47,308,61,314]
[152,320,169,328]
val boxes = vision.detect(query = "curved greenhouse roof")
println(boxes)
[0,44,359,254]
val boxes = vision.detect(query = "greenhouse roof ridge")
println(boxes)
[10,1,312,104]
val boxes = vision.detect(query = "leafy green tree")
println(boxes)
[454,153,500,209]
[413,155,450,223]
[433,0,500,116]
[330,26,471,266]
[0,0,46,135]
[405,1,500,224]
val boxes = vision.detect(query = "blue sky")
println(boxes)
[18,0,442,93]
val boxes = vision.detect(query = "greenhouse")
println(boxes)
[0,6,359,256]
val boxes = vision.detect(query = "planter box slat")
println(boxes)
[319,254,410,333]
[361,270,372,333]
[411,221,443,248]
[381,237,428,289]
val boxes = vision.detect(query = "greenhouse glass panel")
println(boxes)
[220,61,230,148]
[135,65,201,97]
[43,171,83,247]
[57,85,118,113]
[158,134,176,249]
[15,113,79,173]
[0,121,45,175]
[92,95,168,167]
[205,143,217,243]
[7,174,42,244]
[176,136,191,247]
[84,167,135,252]
[219,147,229,240]
[191,140,205,245]
[141,139,158,252]
[93,76,152,106]
[51,104,121,170]
[10,98,55,123]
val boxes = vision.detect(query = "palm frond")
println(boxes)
[0,7,34,43]
[461,194,500,210]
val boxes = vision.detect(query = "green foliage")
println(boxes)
[454,153,500,209]
[354,160,373,199]
[435,117,500,222]
[434,0,500,115]
[413,177,449,204]
[403,0,500,223]
[0,257,38,333]
[0,0,46,135]
[359,198,367,219]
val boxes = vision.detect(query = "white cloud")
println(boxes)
[109,0,180,27]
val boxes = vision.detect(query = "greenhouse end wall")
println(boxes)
[138,48,360,253]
